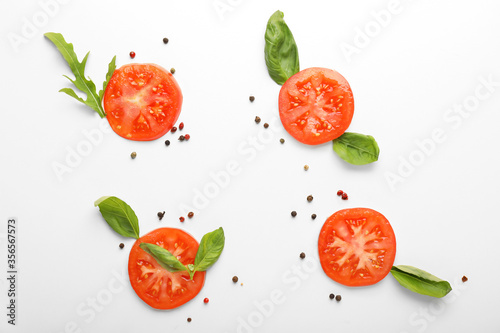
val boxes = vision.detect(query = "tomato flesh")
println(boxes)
[103,64,182,141]
[318,208,396,287]
[279,67,354,145]
[128,228,205,309]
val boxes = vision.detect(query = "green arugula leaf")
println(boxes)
[332,132,380,165]
[99,56,116,100]
[94,196,140,239]
[391,265,452,298]
[45,32,114,118]
[264,10,300,85]
[140,243,188,273]
[194,227,225,273]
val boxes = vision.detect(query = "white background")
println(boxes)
[1,0,499,332]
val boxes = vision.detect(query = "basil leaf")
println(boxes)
[194,227,225,272]
[264,10,300,85]
[391,265,452,298]
[332,132,380,165]
[94,196,140,239]
[140,243,187,273]
[99,55,116,100]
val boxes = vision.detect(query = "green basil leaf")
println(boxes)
[332,132,380,165]
[99,55,116,100]
[264,10,300,85]
[194,227,225,272]
[140,243,187,273]
[94,196,140,239]
[391,265,452,298]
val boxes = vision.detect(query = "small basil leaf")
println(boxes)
[264,10,300,85]
[140,243,188,273]
[332,132,380,165]
[94,196,140,239]
[391,265,452,298]
[194,227,225,272]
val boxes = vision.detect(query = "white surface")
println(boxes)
[1,0,500,332]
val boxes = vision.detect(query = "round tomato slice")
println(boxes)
[278,67,354,145]
[318,208,396,287]
[128,228,205,309]
[103,64,182,141]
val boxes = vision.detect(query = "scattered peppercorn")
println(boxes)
[163,37,169,44]
[462,275,468,283]
[232,276,239,283]
[203,298,209,304]
[299,252,305,259]
[187,318,192,323]
[165,139,170,146]
[329,293,335,300]
[129,51,136,59]
[341,193,348,200]
[263,123,269,128]
[249,96,255,102]
[170,68,176,74]
[304,165,309,171]
[291,211,297,217]
[255,116,261,124]
[280,138,285,144]
[188,212,194,218]
[337,190,343,196]
[171,126,177,133]
[179,216,185,222]
[335,295,342,301]
[184,134,190,141]
[179,122,184,130]
[178,135,185,141]
[157,211,165,220]
[130,152,137,159]
[311,214,317,220]
[119,243,124,249]
[307,195,313,202]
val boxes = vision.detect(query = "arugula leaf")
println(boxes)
[45,32,115,118]
[264,10,300,85]
[99,55,116,100]
[391,265,452,298]
[194,227,225,273]
[140,243,188,273]
[94,196,140,239]
[332,132,380,165]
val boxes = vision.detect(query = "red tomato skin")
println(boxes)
[103,64,183,141]
[279,67,354,145]
[128,228,205,310]
[318,208,396,287]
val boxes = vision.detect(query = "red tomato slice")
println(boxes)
[128,228,205,309]
[318,208,396,287]
[279,67,354,145]
[103,64,182,141]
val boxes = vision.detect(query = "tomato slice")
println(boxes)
[278,67,354,145]
[318,208,396,287]
[103,64,182,141]
[128,228,205,309]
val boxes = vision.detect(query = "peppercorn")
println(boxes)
[337,190,343,196]
[307,195,313,202]
[187,318,192,323]
[170,68,176,74]
[255,116,261,124]
[299,252,305,259]
[462,276,468,283]
[178,135,185,141]
[291,211,297,217]
[311,214,317,220]
[130,152,137,159]
[179,122,184,130]
[203,298,209,304]
[179,217,185,222]
[171,127,177,133]
[157,211,165,220]
[119,243,124,249]
[232,276,239,283]
[329,293,335,300]
[249,96,255,102]
[165,140,170,146]
[280,138,285,144]
[263,123,269,128]
[341,193,348,200]
[304,165,309,171]
[163,37,169,44]
[335,295,342,301]
[184,134,190,141]
[129,51,136,59]
[188,212,194,218]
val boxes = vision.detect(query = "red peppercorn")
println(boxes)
[179,217,185,222]
[184,134,190,141]
[337,190,343,196]
[203,298,209,304]
[341,193,348,200]
[129,51,136,59]
[171,127,177,133]
[179,122,184,130]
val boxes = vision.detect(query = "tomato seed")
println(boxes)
[170,68,176,74]
[163,37,169,44]
[129,51,136,59]
[462,275,468,283]
[165,140,170,146]
[249,96,255,102]
[337,190,343,196]
[280,138,285,144]
[335,295,342,301]
[184,134,190,141]
[341,193,348,200]
[157,211,165,220]
[299,252,305,259]
[291,211,297,217]
[304,165,309,171]
[119,243,124,249]
[187,318,192,323]
[232,276,239,283]
[204,298,209,304]
[263,123,269,128]
[307,195,313,202]
[311,214,317,220]
[179,135,185,141]
[329,293,335,300]
[255,116,261,124]
[171,127,177,133]
[130,152,137,159]
[179,217,185,222]
[179,122,184,130]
